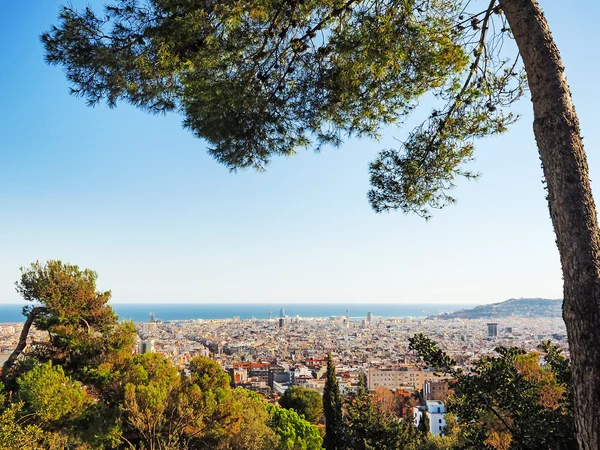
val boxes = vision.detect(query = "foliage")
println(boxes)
[417,408,430,437]
[323,352,345,449]
[10,360,120,449]
[0,402,67,450]
[3,260,137,384]
[121,353,185,448]
[18,361,90,424]
[41,0,480,178]
[279,385,323,424]
[373,386,401,416]
[409,333,576,450]
[116,352,242,449]
[226,389,279,450]
[268,403,323,450]
[345,382,407,450]
[189,356,231,391]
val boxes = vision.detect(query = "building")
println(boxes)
[280,308,286,318]
[368,366,424,391]
[423,380,449,401]
[149,312,155,322]
[414,401,446,435]
[487,323,498,339]
[248,362,270,384]
[367,311,373,323]
[140,339,155,354]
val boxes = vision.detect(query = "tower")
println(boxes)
[149,312,155,322]
[487,323,498,339]
[367,311,373,323]
[280,307,286,318]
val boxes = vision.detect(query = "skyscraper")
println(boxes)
[149,312,155,322]
[280,307,286,318]
[487,323,498,339]
[367,311,373,323]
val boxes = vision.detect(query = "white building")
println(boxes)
[140,339,155,354]
[413,400,446,435]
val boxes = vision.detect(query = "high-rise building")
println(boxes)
[140,339,155,354]
[280,307,286,318]
[278,318,285,328]
[487,323,498,339]
[149,312,155,322]
[367,311,373,323]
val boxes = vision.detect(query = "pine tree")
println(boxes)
[323,353,345,450]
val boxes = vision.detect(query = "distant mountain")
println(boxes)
[433,298,563,319]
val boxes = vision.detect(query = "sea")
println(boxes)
[0,303,474,324]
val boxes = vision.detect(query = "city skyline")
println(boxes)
[1,1,599,305]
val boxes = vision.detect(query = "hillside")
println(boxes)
[434,298,563,319]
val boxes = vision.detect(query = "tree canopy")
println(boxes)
[2,261,137,385]
[0,261,324,450]
[41,0,525,218]
[279,385,323,424]
[409,333,576,450]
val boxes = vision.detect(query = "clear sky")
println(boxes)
[1,1,599,305]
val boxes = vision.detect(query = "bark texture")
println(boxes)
[500,1,600,449]
[1,306,46,378]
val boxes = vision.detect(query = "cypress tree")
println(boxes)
[417,409,430,437]
[323,353,345,450]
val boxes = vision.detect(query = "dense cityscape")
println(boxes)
[0,305,568,439]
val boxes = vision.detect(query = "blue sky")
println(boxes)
[1,1,599,305]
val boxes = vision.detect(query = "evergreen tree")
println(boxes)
[279,385,323,424]
[403,407,417,442]
[1,260,137,383]
[267,404,323,450]
[323,353,345,450]
[417,409,430,437]
[345,384,407,450]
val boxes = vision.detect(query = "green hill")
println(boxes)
[435,298,562,319]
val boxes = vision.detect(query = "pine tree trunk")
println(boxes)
[1,306,46,377]
[499,1,600,449]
